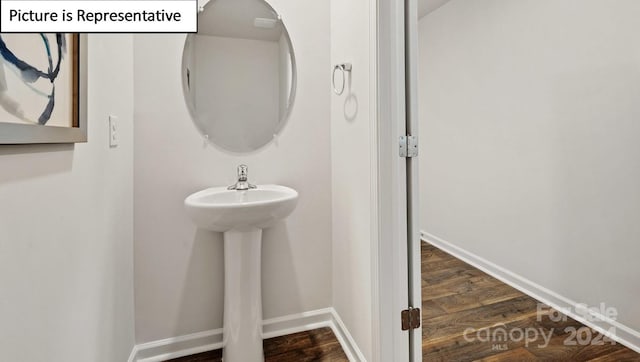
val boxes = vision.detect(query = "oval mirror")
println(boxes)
[182,0,296,153]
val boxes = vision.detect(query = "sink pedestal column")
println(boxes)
[223,228,264,362]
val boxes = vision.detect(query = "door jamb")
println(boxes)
[371,0,418,360]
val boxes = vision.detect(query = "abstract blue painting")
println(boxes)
[0,33,79,132]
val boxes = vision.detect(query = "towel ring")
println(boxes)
[333,63,352,95]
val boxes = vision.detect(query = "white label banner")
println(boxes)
[0,0,198,32]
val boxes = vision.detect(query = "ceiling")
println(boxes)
[418,0,453,18]
[196,0,447,40]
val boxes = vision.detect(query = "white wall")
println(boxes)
[420,0,640,337]
[0,35,135,362]
[330,0,375,359]
[133,0,332,344]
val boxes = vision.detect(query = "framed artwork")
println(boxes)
[0,33,86,144]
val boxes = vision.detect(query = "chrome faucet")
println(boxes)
[228,164,257,191]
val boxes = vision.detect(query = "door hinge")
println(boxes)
[401,307,421,330]
[399,135,418,158]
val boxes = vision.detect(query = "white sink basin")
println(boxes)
[184,184,298,232]
[184,183,298,362]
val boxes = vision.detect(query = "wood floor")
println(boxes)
[165,327,348,362]
[166,242,640,362]
[422,242,640,361]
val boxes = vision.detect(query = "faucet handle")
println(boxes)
[228,164,256,190]
[237,164,248,181]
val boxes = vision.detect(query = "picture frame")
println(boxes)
[0,33,87,144]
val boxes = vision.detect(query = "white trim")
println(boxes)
[405,0,422,360]
[374,0,412,361]
[369,0,381,358]
[128,308,366,362]
[133,328,224,362]
[421,231,640,355]
[262,308,333,339]
[127,345,138,362]
[330,309,368,362]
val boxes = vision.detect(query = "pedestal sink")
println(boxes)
[184,184,298,362]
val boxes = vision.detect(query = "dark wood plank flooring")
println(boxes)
[422,242,640,361]
[165,242,640,362]
[165,327,348,362]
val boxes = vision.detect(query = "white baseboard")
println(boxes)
[421,231,640,354]
[329,309,368,362]
[127,345,137,362]
[132,328,224,362]
[128,308,366,362]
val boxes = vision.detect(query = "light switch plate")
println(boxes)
[109,115,118,147]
